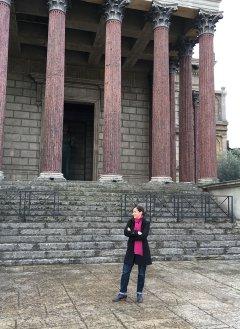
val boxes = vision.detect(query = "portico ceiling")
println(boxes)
[10,0,199,71]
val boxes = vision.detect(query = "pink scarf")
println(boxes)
[134,217,143,256]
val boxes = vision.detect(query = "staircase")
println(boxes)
[0,180,239,266]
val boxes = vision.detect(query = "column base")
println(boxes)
[198,177,219,185]
[0,171,4,181]
[37,172,66,181]
[99,174,123,182]
[150,176,173,183]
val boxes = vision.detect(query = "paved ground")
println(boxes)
[1,260,240,329]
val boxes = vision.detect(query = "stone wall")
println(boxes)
[97,76,151,183]
[4,73,41,180]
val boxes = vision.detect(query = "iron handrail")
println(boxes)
[121,192,234,222]
[0,188,61,222]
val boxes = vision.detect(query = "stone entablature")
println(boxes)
[89,0,222,13]
[146,0,221,11]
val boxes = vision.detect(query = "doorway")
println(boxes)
[62,103,94,180]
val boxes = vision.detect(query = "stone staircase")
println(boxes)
[0,180,239,266]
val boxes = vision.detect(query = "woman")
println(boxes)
[113,205,152,303]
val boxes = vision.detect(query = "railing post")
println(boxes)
[149,193,152,222]
[204,194,207,222]
[19,190,22,219]
[230,196,234,223]
[53,190,56,218]
[177,194,180,222]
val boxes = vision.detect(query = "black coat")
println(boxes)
[123,217,152,266]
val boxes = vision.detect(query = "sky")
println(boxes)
[194,0,240,149]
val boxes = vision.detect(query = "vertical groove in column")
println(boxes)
[199,33,217,180]
[41,10,65,173]
[179,55,195,182]
[169,71,176,182]
[0,2,10,170]
[152,26,171,178]
[103,20,121,174]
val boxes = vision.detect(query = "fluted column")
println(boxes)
[196,10,222,184]
[0,0,11,181]
[169,60,178,182]
[150,2,177,183]
[100,0,129,182]
[39,0,68,180]
[178,39,196,182]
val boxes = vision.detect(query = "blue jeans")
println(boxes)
[120,263,147,294]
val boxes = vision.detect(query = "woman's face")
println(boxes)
[132,207,143,219]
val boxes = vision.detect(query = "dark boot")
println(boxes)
[136,293,143,303]
[112,293,127,302]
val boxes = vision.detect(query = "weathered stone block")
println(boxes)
[13,111,30,119]
[15,96,31,104]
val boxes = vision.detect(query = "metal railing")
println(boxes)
[121,192,234,222]
[0,189,61,222]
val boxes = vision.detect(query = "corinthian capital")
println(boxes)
[0,0,11,6]
[192,90,200,108]
[179,38,197,57]
[103,0,130,22]
[150,1,177,29]
[48,0,68,14]
[169,59,179,74]
[196,10,223,35]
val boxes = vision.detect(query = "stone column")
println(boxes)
[196,10,222,184]
[192,90,200,182]
[169,60,178,182]
[150,2,177,183]
[178,39,196,182]
[39,0,68,180]
[0,0,11,181]
[100,0,129,182]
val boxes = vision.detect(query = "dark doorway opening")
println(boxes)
[62,103,94,180]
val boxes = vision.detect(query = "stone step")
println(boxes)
[2,246,240,266]
[0,181,236,266]
[3,239,240,253]
[0,256,124,266]
[0,219,234,229]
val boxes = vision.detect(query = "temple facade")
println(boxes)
[0,0,226,184]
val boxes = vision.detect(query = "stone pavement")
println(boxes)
[1,260,240,329]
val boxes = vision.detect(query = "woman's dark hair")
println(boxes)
[134,205,145,216]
